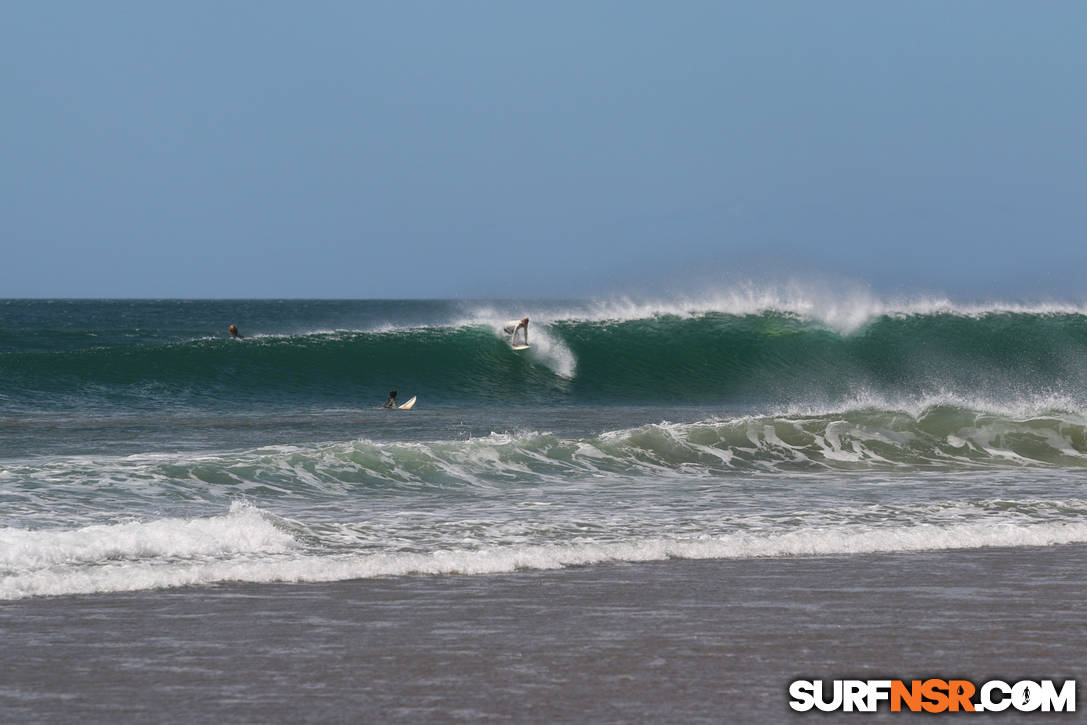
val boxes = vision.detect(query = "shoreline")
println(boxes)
[3,544,1084,723]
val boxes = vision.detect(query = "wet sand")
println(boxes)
[2,545,1084,723]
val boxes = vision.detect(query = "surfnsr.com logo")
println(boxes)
[789,679,1076,713]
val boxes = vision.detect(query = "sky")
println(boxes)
[2,1,1086,300]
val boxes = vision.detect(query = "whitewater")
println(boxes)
[3,294,1087,601]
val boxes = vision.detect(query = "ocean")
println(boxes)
[2,296,1085,722]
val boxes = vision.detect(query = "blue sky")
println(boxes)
[2,1,1085,299]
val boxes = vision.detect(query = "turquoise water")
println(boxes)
[3,297,1087,599]
[7,298,1087,411]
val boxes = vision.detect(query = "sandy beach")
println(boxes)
[3,544,1083,723]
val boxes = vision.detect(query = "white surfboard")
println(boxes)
[398,396,417,410]
[511,344,530,351]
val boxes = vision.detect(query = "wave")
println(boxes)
[511,286,1087,335]
[6,305,1087,409]
[7,406,1087,512]
[0,502,295,571]
[3,501,1085,600]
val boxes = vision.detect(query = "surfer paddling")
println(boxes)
[382,389,417,410]
[504,317,529,347]
[228,324,243,339]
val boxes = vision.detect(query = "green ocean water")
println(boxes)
[5,298,1087,412]
[3,297,1087,600]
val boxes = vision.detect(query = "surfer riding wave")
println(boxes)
[504,317,529,347]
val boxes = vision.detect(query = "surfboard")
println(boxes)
[398,396,417,410]
[511,345,530,351]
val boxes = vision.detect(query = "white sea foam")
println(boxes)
[4,515,1085,600]
[0,502,295,571]
[506,324,577,379]
[461,281,1087,335]
[769,389,1087,420]
[7,402,1087,516]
